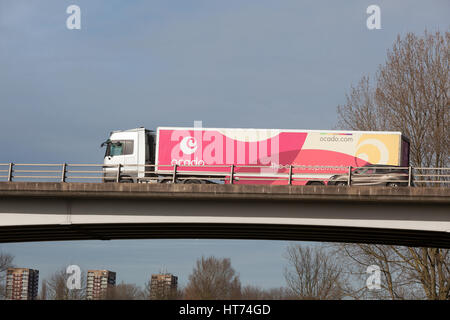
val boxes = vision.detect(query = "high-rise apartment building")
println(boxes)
[86,270,116,300]
[149,273,178,299]
[5,268,39,300]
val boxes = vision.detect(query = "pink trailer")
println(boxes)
[154,127,410,185]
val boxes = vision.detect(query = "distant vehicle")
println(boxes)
[327,164,411,187]
[101,127,410,185]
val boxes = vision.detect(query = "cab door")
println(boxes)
[104,136,137,182]
[104,141,124,181]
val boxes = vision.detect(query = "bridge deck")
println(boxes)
[0,182,449,247]
[0,182,449,203]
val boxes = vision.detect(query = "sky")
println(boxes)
[0,1,449,291]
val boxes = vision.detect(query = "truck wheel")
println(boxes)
[120,176,133,183]
[335,182,347,186]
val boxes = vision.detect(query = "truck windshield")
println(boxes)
[105,140,134,157]
[110,143,123,156]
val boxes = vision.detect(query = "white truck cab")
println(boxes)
[102,127,155,182]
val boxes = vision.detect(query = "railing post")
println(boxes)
[116,164,121,183]
[347,166,352,186]
[408,166,412,187]
[288,165,293,185]
[7,163,13,182]
[61,163,67,182]
[172,164,177,183]
[230,165,234,184]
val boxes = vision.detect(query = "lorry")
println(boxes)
[101,126,410,185]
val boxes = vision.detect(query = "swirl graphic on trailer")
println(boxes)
[355,139,388,166]
[354,134,399,167]
[180,136,198,155]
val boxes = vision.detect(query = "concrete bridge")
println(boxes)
[0,182,449,247]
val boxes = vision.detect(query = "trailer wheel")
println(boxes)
[308,181,324,186]
[387,182,402,187]
[184,179,204,184]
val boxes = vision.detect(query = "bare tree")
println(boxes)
[39,280,48,300]
[264,287,298,300]
[240,285,267,300]
[241,285,296,300]
[142,278,152,299]
[109,281,144,300]
[184,256,241,300]
[335,29,450,300]
[337,30,449,168]
[337,244,450,300]
[337,76,384,131]
[0,252,14,300]
[376,31,449,168]
[283,244,345,300]
[45,266,85,300]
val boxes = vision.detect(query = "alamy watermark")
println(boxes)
[66,264,82,290]
[366,265,381,290]
[366,5,381,30]
[169,120,281,175]
[66,5,81,30]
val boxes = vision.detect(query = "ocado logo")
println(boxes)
[180,136,198,155]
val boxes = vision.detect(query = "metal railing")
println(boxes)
[0,163,448,186]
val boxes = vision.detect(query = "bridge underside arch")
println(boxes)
[0,222,449,248]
